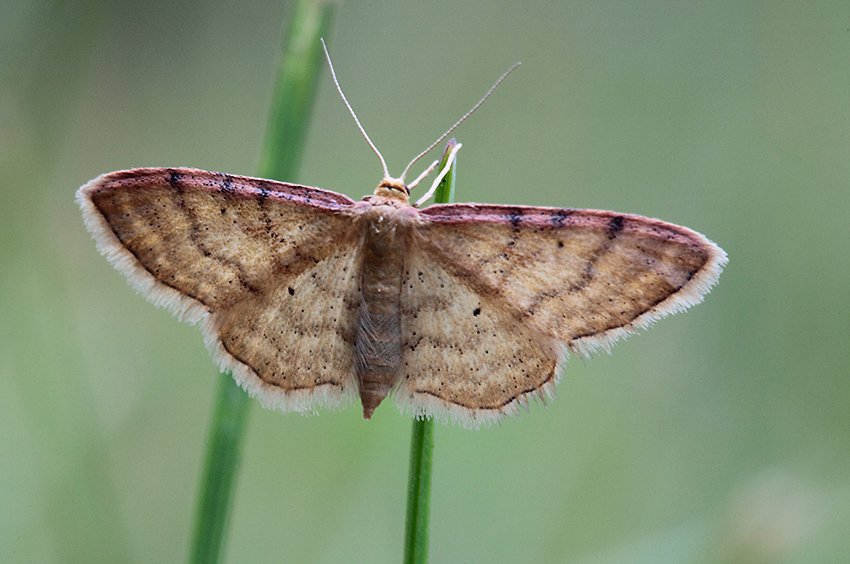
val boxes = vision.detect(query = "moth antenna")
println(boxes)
[321,39,391,181]
[400,62,521,182]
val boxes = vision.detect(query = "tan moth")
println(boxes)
[77,48,726,429]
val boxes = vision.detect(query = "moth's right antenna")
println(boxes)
[400,62,521,182]
[321,38,391,181]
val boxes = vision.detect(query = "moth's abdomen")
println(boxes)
[354,217,407,418]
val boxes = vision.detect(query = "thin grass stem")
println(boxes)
[403,139,459,564]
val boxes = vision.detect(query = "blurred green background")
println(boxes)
[2,1,849,563]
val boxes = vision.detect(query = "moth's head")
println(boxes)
[321,38,517,209]
[373,178,410,203]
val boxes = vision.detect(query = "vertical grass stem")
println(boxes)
[403,139,459,564]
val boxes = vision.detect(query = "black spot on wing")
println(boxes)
[221,174,236,194]
[550,210,570,228]
[167,170,183,193]
[507,207,524,229]
[607,216,624,239]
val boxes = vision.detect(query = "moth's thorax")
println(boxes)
[353,192,422,229]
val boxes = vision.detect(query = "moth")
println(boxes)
[77,54,726,429]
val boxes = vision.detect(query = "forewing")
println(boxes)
[77,168,362,412]
[417,204,727,357]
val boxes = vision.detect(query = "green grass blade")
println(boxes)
[404,417,435,564]
[403,139,459,564]
[259,1,335,182]
[189,373,252,564]
[188,3,335,563]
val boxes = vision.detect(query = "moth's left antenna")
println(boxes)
[321,39,391,181]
